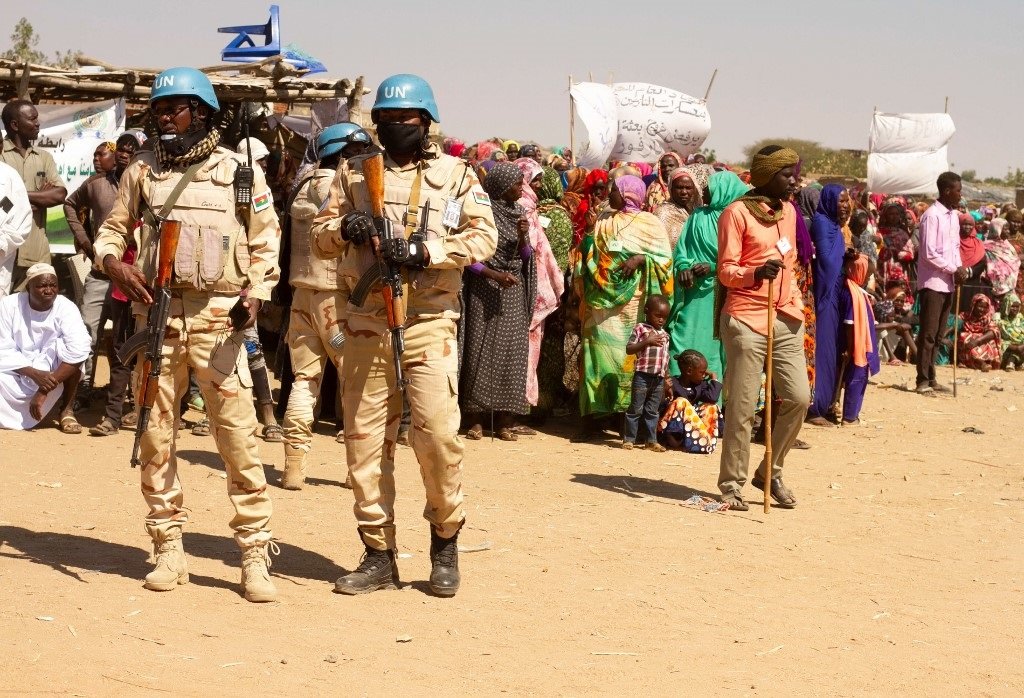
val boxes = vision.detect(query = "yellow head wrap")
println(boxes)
[503,140,520,151]
[749,147,800,188]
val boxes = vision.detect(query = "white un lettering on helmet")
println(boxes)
[384,86,407,99]
[154,75,174,89]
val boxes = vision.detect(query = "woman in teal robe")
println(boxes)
[666,171,749,383]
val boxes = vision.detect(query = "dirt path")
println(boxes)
[1,363,1022,696]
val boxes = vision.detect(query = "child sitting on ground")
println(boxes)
[622,294,670,452]
[658,349,724,454]
[837,251,880,425]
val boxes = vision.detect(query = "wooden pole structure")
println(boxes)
[944,96,950,114]
[763,279,776,514]
[952,283,961,397]
[703,68,719,102]
[568,75,576,166]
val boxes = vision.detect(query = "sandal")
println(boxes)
[751,476,797,509]
[88,417,119,436]
[511,425,537,436]
[720,492,748,512]
[121,409,138,428]
[791,438,811,450]
[465,426,483,441]
[261,423,284,443]
[805,415,833,427]
[646,443,667,453]
[59,415,83,434]
[191,418,211,436]
[496,427,518,442]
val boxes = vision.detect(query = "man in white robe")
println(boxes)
[0,162,32,297]
[0,263,90,431]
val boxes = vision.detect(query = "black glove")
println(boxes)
[380,237,427,268]
[341,212,375,245]
[754,259,783,282]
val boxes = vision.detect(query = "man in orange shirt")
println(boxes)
[716,146,810,511]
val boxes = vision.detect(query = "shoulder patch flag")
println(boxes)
[252,190,273,213]
[471,189,491,207]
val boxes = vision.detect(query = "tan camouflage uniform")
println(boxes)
[94,146,280,548]
[311,144,497,551]
[282,169,344,460]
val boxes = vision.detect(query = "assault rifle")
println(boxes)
[350,152,429,394]
[116,219,181,468]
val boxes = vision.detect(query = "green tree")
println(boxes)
[742,138,867,178]
[961,169,977,182]
[2,18,82,68]
[3,18,46,64]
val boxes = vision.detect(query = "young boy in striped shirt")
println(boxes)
[622,294,670,452]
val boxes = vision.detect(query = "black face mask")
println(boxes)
[377,122,424,156]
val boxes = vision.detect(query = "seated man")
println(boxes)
[0,263,90,431]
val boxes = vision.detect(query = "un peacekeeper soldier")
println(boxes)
[280,122,372,490]
[312,74,497,597]
[93,67,282,603]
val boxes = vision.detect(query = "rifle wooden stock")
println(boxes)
[362,152,386,219]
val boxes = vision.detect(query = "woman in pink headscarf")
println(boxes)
[515,158,565,423]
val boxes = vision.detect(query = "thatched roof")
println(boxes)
[0,55,368,107]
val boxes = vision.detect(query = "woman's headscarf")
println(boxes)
[482,162,522,201]
[560,166,587,220]
[538,166,564,202]
[613,174,647,213]
[998,293,1024,345]
[816,184,847,225]
[631,162,654,178]
[796,187,821,221]
[644,153,684,210]
[680,164,713,208]
[573,169,608,245]
[476,140,500,162]
[962,293,996,334]
[503,139,520,152]
[515,158,544,211]
[959,212,986,267]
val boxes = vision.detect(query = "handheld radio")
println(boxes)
[235,111,255,205]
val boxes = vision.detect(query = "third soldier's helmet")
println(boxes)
[370,74,439,124]
[316,122,372,159]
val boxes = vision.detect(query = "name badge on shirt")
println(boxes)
[776,237,792,256]
[538,215,551,229]
[442,197,462,228]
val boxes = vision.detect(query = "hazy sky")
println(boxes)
[13,0,1024,177]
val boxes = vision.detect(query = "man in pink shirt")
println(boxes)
[716,146,810,512]
[915,172,970,394]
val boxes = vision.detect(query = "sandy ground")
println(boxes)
[1,362,1022,696]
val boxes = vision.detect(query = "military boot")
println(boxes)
[334,545,399,595]
[429,529,460,597]
[281,445,307,491]
[240,541,279,603]
[144,528,188,591]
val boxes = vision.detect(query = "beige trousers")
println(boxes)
[718,312,810,496]
[282,288,345,452]
[341,313,463,551]
[138,292,272,548]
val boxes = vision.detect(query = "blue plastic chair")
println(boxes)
[219,4,281,63]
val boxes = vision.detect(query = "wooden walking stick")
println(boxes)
[763,278,776,514]
[952,282,962,398]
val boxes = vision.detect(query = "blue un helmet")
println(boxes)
[150,67,220,113]
[370,74,439,124]
[316,122,372,159]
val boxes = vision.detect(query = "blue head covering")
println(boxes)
[815,183,846,224]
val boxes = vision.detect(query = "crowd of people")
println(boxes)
[1,69,1023,599]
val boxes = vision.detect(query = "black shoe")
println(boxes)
[334,546,399,595]
[429,530,460,597]
[751,475,797,509]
